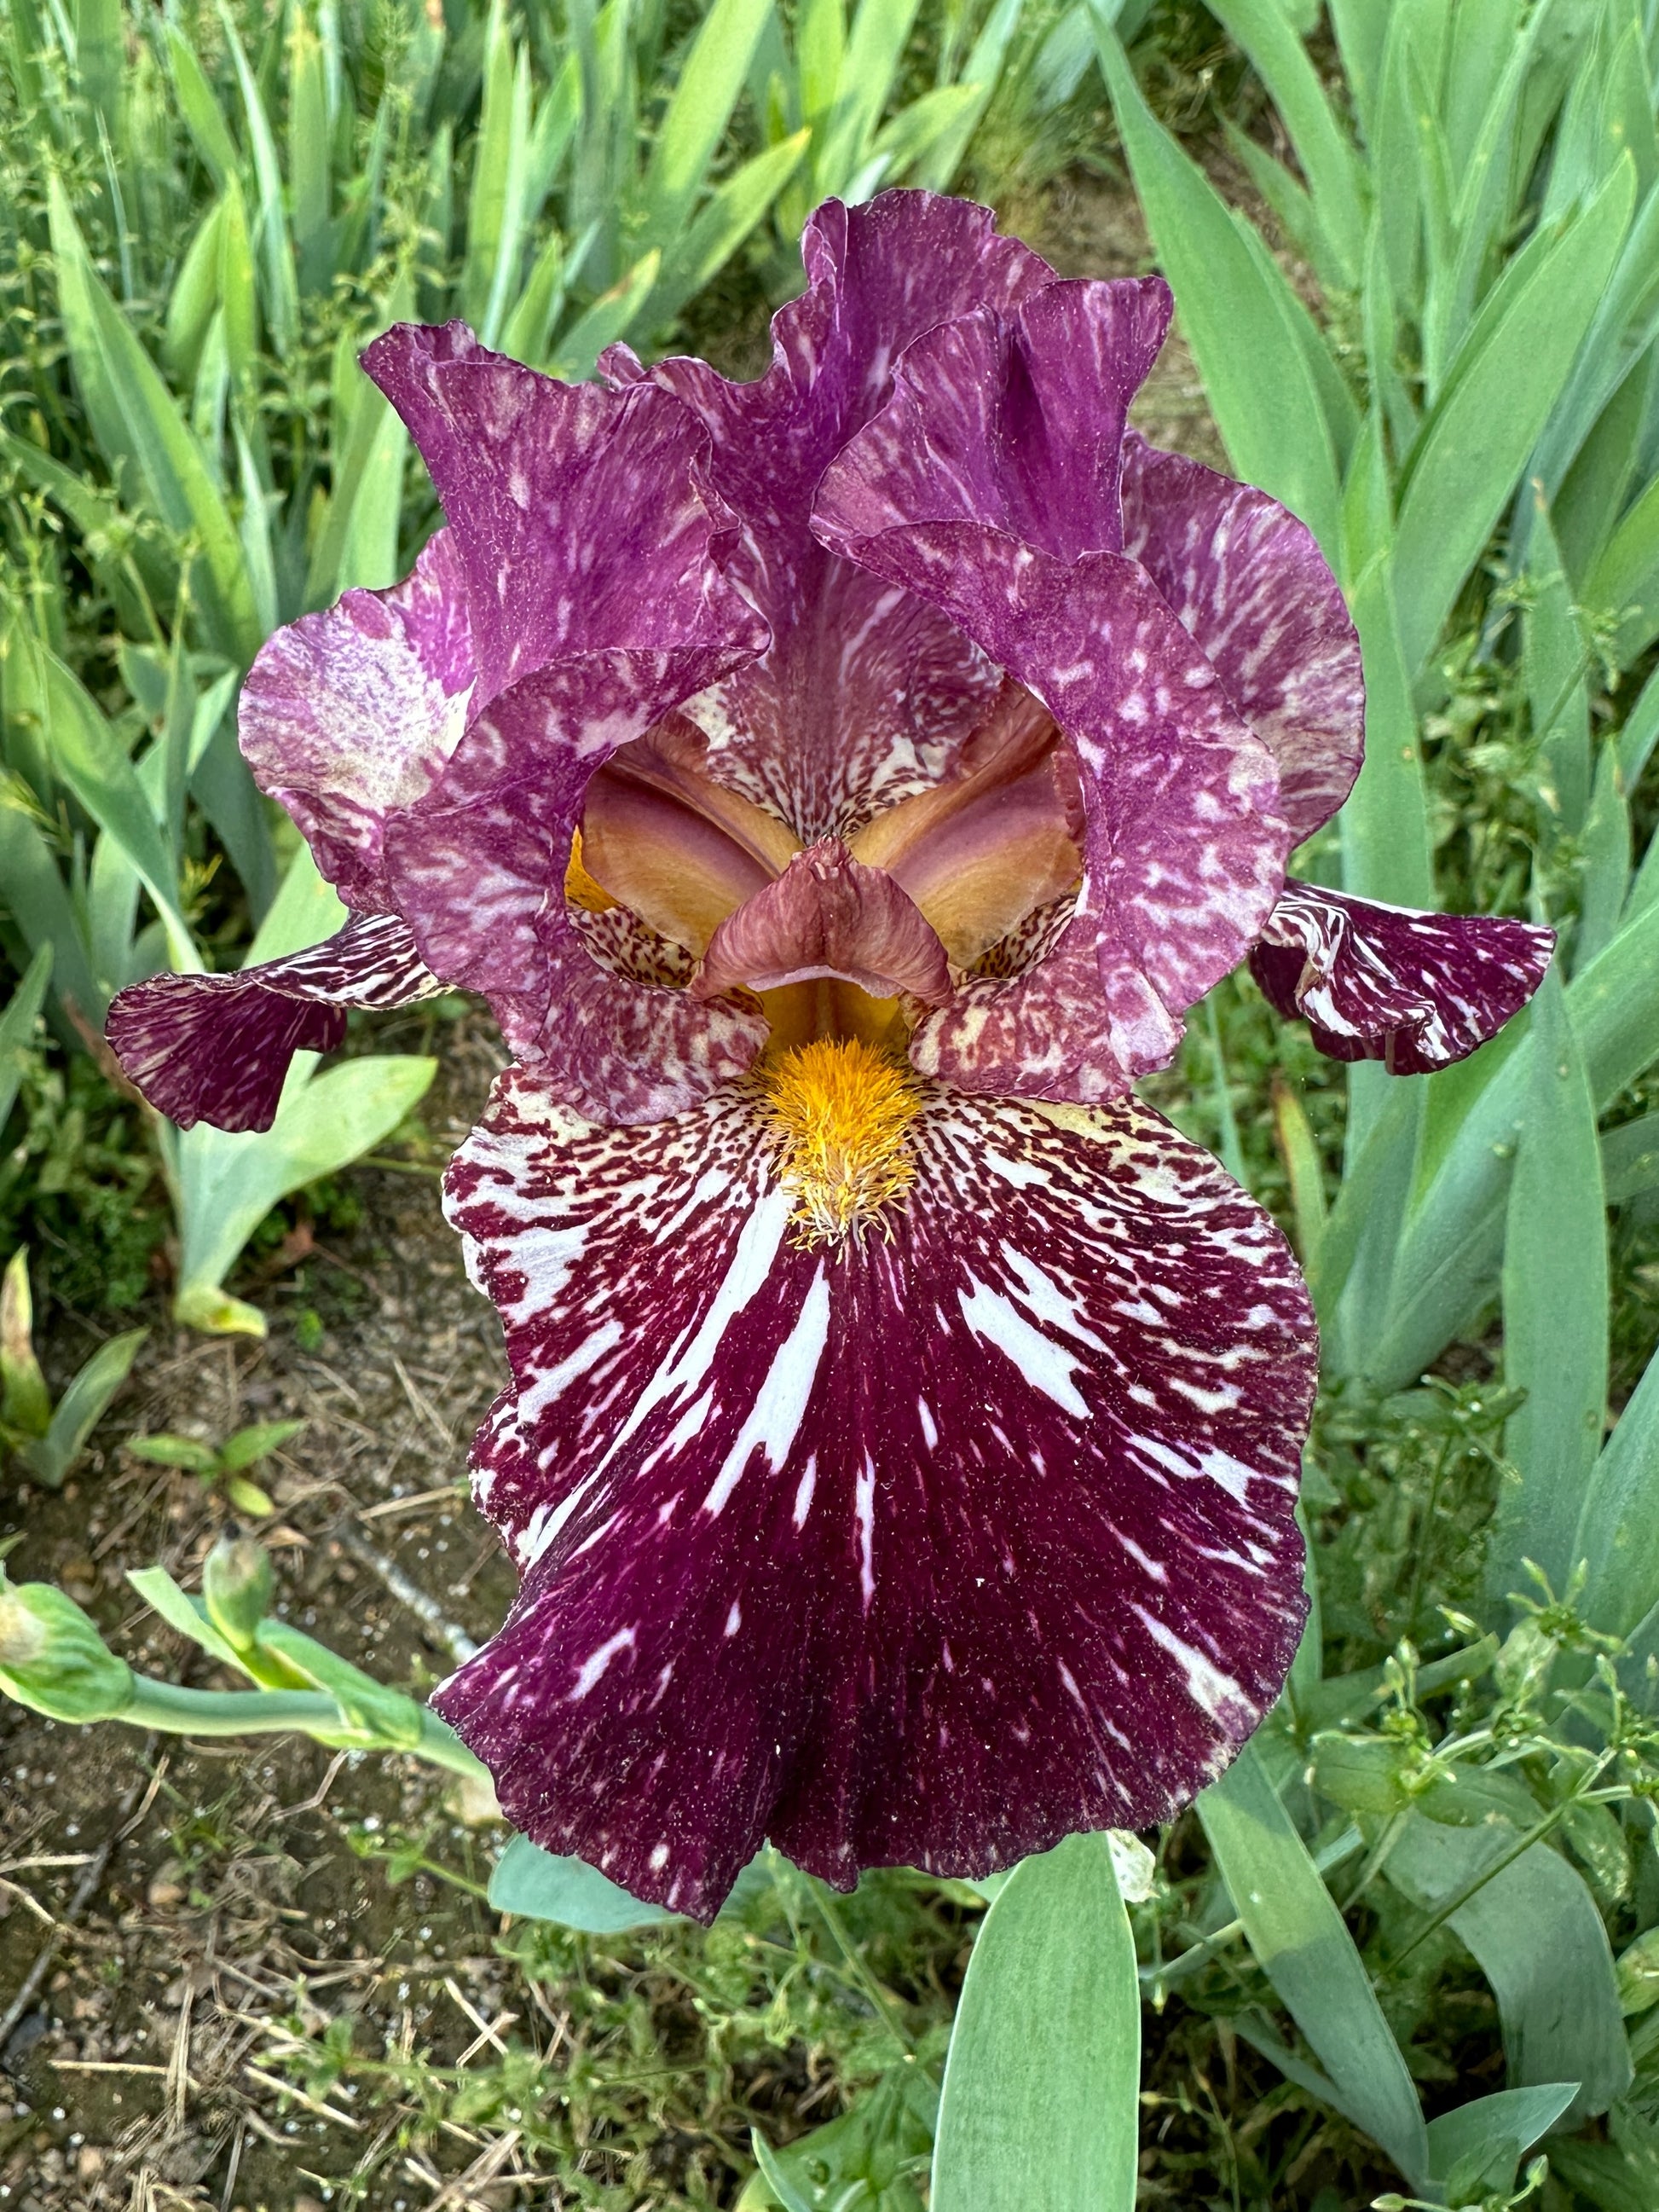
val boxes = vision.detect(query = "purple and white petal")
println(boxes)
[848,682,1083,970]
[362,324,762,711]
[813,295,1293,1099]
[434,1068,1315,1920]
[106,915,444,1132]
[810,282,1170,565]
[1121,435,1364,842]
[812,522,1290,1094]
[382,661,771,1124]
[352,333,776,1123]
[239,530,476,912]
[1248,880,1556,1074]
[610,192,1056,838]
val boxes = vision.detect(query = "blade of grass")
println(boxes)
[639,0,772,247]
[47,180,261,663]
[1094,11,1342,556]
[215,0,298,358]
[1393,158,1637,676]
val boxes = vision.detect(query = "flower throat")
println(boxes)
[757,1038,922,1251]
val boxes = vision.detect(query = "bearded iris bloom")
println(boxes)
[108,194,1552,1920]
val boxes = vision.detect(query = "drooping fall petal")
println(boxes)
[1119,434,1364,841]
[1247,880,1556,1074]
[238,530,476,913]
[106,915,444,1132]
[434,1068,1315,1920]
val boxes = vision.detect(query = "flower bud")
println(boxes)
[202,1530,273,1652]
[0,1573,133,1723]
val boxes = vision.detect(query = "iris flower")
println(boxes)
[109,194,1552,1920]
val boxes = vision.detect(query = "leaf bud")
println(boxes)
[0,1572,133,1723]
[202,1529,273,1652]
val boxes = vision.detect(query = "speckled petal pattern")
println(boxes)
[808,281,1171,565]
[1248,881,1556,1074]
[382,677,770,1125]
[238,529,476,912]
[350,324,773,1121]
[813,287,1293,1101]
[812,520,1290,1096]
[106,915,445,1132]
[609,193,1056,839]
[1120,435,1364,841]
[363,323,760,711]
[434,1069,1315,1919]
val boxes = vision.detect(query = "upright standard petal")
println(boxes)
[611,192,1056,838]
[1248,880,1556,1074]
[363,324,754,709]
[815,296,1291,1101]
[435,1068,1315,1920]
[107,915,444,1132]
[239,530,476,912]
[356,326,772,1123]
[1120,434,1364,841]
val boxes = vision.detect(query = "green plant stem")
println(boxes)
[1384,1763,1614,1972]
[113,1676,490,1781]
[1340,1809,1411,1911]
[790,1867,916,2055]
[1142,1914,1245,1994]
[1401,1437,1453,1643]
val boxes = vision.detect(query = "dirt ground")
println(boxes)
[1,1005,527,2210]
[0,164,1280,2211]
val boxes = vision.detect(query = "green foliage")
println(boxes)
[9,5,1659,2207]
[0,1242,144,1485]
[1098,0,1659,1394]
[0,0,1029,1348]
[930,1833,1139,2211]
[127,1412,305,1516]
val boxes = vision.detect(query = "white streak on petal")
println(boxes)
[854,1456,876,1607]
[598,1184,791,1479]
[518,1317,624,1421]
[958,1277,1090,1418]
[702,1267,830,1517]
[1136,1609,1249,1724]
[1000,1245,1108,1352]
[571,1626,635,1700]
[792,1454,818,1531]
[1119,1533,1167,1584]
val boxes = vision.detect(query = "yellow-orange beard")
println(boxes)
[755,1036,923,1251]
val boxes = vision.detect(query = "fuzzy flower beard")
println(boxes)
[107,189,1552,1919]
